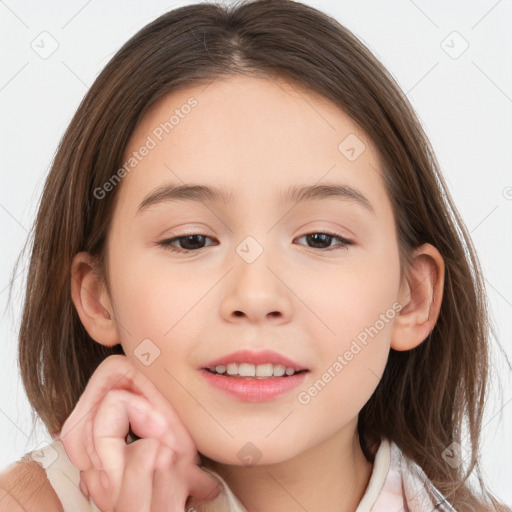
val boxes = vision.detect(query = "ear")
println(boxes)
[391,243,445,351]
[70,251,120,347]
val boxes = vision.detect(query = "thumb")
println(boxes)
[186,465,222,503]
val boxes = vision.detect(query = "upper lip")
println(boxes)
[202,349,309,372]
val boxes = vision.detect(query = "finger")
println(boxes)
[93,389,168,498]
[85,412,102,470]
[150,445,187,512]
[60,396,98,471]
[114,438,160,512]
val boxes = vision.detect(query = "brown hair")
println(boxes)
[8,0,510,509]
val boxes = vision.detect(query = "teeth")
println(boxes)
[256,363,273,377]
[273,365,286,377]
[226,363,238,375]
[215,364,226,374]
[214,363,298,378]
[238,363,255,377]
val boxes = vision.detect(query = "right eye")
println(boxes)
[157,234,218,253]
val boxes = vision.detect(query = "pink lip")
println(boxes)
[200,369,308,402]
[202,349,308,371]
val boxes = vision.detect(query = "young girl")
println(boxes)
[0,0,509,510]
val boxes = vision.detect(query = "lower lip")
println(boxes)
[200,369,308,402]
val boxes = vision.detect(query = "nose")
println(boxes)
[219,246,293,324]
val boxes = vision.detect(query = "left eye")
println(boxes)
[157,232,353,253]
[295,232,353,251]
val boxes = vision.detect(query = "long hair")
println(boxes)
[8,1,509,509]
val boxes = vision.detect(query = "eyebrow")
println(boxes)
[136,182,375,215]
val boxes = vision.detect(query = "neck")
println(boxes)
[200,423,374,512]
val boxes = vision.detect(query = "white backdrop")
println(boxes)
[1,0,511,505]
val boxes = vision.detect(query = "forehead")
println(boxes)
[115,74,385,214]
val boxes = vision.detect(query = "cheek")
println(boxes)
[297,253,401,353]
[109,252,207,342]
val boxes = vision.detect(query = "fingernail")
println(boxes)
[100,470,110,490]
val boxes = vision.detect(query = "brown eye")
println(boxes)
[158,234,216,253]
[296,232,353,250]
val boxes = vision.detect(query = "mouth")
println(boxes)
[200,349,310,401]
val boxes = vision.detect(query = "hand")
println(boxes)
[59,355,220,511]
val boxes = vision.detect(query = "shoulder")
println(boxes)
[0,459,63,512]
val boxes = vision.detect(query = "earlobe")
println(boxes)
[70,251,120,347]
[390,243,445,351]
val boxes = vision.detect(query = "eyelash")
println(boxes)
[157,231,354,254]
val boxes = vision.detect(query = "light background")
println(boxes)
[1,0,511,505]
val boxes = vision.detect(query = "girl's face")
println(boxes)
[103,74,403,465]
